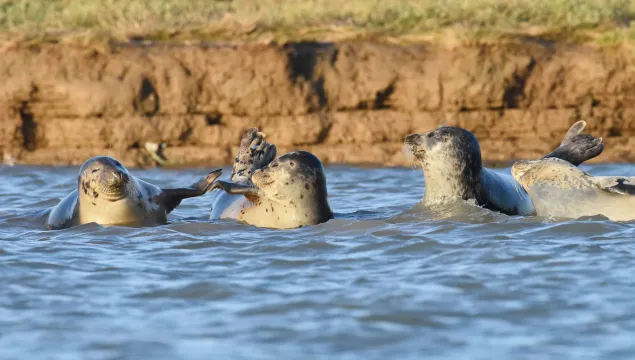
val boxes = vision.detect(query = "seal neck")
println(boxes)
[421,159,482,204]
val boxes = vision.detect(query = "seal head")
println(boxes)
[78,156,131,202]
[405,126,483,204]
[209,129,333,228]
[253,151,329,206]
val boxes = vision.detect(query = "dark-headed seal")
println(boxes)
[209,128,333,229]
[512,158,635,221]
[47,156,222,230]
[404,120,604,216]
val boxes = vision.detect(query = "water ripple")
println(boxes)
[1,164,635,359]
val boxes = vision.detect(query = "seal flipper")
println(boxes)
[231,128,277,182]
[46,190,79,230]
[158,169,223,214]
[542,120,604,166]
[560,120,586,145]
[211,180,263,204]
[597,177,635,196]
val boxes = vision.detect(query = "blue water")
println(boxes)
[1,163,635,359]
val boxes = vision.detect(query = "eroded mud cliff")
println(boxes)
[1,41,634,167]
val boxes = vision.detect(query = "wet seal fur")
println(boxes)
[209,128,333,229]
[46,156,222,230]
[404,120,604,216]
[512,158,635,221]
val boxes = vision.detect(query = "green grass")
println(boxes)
[0,0,634,44]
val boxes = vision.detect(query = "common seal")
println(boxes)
[404,121,604,216]
[208,128,333,229]
[511,158,635,221]
[47,156,222,230]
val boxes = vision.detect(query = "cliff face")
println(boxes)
[1,41,634,167]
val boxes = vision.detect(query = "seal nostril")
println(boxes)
[91,168,100,173]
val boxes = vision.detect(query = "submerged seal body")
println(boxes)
[209,128,333,229]
[404,121,604,216]
[47,156,221,230]
[511,158,635,221]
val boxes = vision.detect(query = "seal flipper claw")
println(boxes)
[211,180,263,204]
[231,128,277,182]
[542,121,604,166]
[159,169,223,213]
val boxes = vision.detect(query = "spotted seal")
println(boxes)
[511,158,635,221]
[404,120,604,216]
[46,156,222,230]
[208,128,333,229]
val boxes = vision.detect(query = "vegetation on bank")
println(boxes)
[0,0,634,45]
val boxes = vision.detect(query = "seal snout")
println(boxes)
[405,133,423,146]
[404,133,430,160]
[252,169,275,188]
[107,169,127,186]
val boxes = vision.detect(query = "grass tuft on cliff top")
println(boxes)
[0,0,634,45]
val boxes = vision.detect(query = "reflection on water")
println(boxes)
[1,163,635,359]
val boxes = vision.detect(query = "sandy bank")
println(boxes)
[1,41,634,167]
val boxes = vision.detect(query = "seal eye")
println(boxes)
[427,133,435,138]
[289,162,295,167]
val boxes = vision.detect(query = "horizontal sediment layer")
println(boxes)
[1,41,634,167]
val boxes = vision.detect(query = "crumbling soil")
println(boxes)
[1,41,634,167]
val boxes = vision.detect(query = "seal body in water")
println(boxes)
[46,156,222,230]
[511,158,635,221]
[209,128,333,229]
[404,121,604,216]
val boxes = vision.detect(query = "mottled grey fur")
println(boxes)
[404,121,604,216]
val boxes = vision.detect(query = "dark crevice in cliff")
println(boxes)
[503,58,536,109]
[134,77,160,116]
[374,81,396,109]
[179,127,194,142]
[285,42,335,111]
[19,101,37,151]
[205,112,223,125]
[315,118,333,145]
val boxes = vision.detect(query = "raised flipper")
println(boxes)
[210,180,264,203]
[596,177,635,196]
[159,169,223,213]
[542,120,604,166]
[231,128,277,182]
